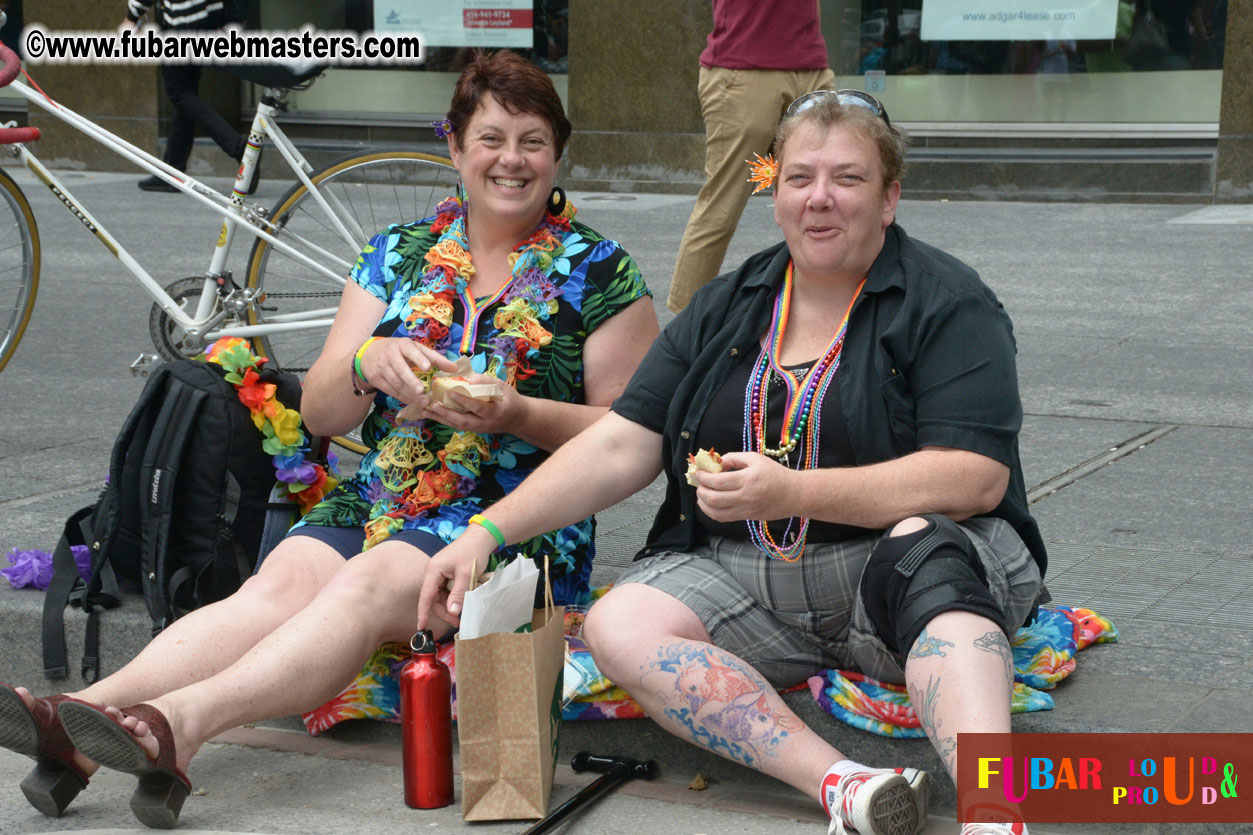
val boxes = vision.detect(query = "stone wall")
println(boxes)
[565,0,709,192]
[1215,0,1253,202]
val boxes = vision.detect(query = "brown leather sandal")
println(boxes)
[0,683,90,817]
[58,700,192,829]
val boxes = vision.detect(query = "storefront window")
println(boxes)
[821,0,1228,126]
[261,0,567,121]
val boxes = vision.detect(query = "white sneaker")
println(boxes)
[823,770,919,835]
[870,766,929,825]
[960,822,1028,834]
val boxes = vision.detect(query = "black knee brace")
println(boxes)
[860,514,1003,657]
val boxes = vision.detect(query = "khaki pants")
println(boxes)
[667,65,835,312]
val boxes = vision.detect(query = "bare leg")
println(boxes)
[14,538,343,777]
[904,610,1014,782]
[70,537,345,709]
[106,538,450,773]
[584,583,847,799]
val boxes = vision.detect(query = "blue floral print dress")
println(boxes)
[294,197,650,606]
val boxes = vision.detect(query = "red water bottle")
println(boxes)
[400,630,454,809]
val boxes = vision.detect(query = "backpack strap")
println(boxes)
[40,506,92,680]
[78,506,125,683]
[139,379,208,634]
[45,499,129,683]
[179,470,254,615]
[216,471,254,602]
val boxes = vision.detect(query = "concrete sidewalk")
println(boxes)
[1,168,1251,834]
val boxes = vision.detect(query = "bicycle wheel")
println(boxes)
[244,151,458,374]
[0,168,40,374]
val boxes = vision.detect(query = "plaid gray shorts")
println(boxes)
[614,517,1042,688]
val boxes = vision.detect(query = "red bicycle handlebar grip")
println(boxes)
[0,127,40,144]
[0,45,20,89]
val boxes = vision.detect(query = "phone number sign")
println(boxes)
[377,0,534,48]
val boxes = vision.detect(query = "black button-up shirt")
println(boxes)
[611,223,1046,576]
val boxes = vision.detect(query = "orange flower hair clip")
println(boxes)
[746,152,778,194]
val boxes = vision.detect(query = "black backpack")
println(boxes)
[41,359,308,682]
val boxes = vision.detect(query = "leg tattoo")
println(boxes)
[908,627,955,660]
[974,629,1015,682]
[643,642,804,768]
[913,674,957,774]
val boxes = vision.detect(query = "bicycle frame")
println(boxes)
[2,78,360,343]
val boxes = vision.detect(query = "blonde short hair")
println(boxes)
[773,95,910,186]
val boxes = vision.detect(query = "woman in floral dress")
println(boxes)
[0,50,657,827]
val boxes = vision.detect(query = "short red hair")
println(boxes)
[446,51,571,160]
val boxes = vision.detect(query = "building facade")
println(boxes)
[5,0,1251,201]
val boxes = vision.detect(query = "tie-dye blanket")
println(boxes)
[301,605,1115,736]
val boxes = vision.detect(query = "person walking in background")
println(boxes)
[667,0,835,312]
[123,0,255,193]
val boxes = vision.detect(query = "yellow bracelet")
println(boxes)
[468,514,505,550]
[353,336,381,383]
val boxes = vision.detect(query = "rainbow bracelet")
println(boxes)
[468,514,505,550]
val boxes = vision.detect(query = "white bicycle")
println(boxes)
[0,43,458,400]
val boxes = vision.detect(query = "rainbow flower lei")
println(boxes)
[362,192,575,548]
[205,337,338,515]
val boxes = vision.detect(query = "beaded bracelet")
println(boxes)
[351,336,381,396]
[468,514,505,550]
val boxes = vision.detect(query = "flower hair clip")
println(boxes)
[746,152,777,194]
[432,119,454,139]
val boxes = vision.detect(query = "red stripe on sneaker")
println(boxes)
[820,772,843,818]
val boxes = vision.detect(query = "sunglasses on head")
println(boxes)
[785,89,891,128]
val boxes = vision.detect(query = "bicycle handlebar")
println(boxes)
[0,44,20,89]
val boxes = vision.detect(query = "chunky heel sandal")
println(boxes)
[20,756,88,817]
[58,701,193,830]
[131,772,192,829]
[0,684,91,817]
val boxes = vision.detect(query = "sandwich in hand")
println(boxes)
[685,447,723,486]
[398,357,502,420]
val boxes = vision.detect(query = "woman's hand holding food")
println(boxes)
[404,371,532,436]
[691,450,800,523]
[357,337,459,406]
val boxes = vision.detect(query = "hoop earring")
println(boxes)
[548,185,566,216]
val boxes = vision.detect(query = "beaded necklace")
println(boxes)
[741,261,864,561]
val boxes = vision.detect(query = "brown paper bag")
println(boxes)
[456,599,565,821]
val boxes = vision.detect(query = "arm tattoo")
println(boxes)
[974,629,1015,682]
[644,641,804,768]
[908,627,955,660]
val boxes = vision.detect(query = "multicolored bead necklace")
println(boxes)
[741,261,864,561]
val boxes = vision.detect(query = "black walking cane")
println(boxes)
[519,752,659,835]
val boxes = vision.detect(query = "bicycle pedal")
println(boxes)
[129,353,163,378]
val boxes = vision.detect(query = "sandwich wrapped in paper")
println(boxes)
[399,357,502,420]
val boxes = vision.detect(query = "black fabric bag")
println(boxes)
[41,359,306,682]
